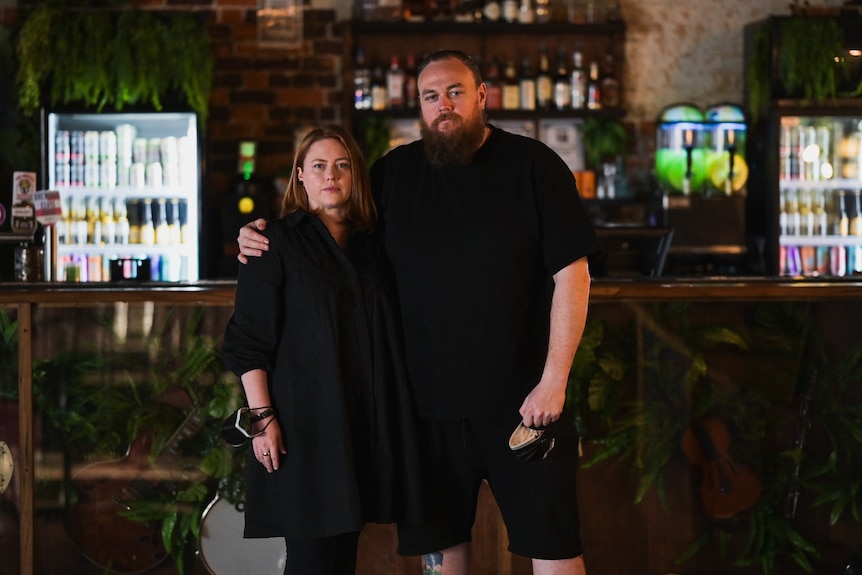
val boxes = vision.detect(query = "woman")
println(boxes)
[222,125,422,575]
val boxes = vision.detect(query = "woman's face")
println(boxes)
[297,138,353,213]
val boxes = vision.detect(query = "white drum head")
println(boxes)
[199,496,286,575]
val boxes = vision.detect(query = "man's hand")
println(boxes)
[519,380,566,429]
[237,218,270,264]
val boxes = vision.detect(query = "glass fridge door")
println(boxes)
[777,114,862,277]
[46,111,200,282]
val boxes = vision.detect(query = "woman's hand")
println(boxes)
[253,414,285,473]
[237,218,270,264]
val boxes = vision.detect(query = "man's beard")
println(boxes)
[420,110,487,167]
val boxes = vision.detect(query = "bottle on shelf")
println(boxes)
[115,196,130,245]
[798,189,813,237]
[353,47,372,111]
[139,198,156,246]
[404,53,418,109]
[552,45,571,111]
[517,0,534,23]
[812,189,828,236]
[370,61,387,111]
[586,59,602,110]
[502,0,517,22]
[154,198,171,245]
[535,44,553,111]
[86,195,101,245]
[482,0,501,21]
[570,44,587,110]
[851,190,862,237]
[837,190,849,237]
[518,57,536,111]
[128,199,141,245]
[502,59,520,111]
[100,196,116,246]
[785,189,800,236]
[168,198,182,245]
[485,55,503,110]
[534,0,550,22]
[386,55,406,109]
[600,51,620,108]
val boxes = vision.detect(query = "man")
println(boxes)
[237,49,600,575]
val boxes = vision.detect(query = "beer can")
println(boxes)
[70,131,85,165]
[55,163,71,187]
[99,130,118,161]
[100,162,117,189]
[85,162,100,188]
[133,138,149,164]
[84,131,100,163]
[830,245,846,277]
[130,162,147,189]
[70,164,85,187]
[147,138,162,164]
[56,130,71,165]
[146,162,163,188]
[116,124,137,167]
[160,136,179,166]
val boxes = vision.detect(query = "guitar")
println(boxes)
[198,495,287,575]
[681,416,762,519]
[64,409,205,573]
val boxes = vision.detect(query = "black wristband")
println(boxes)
[249,408,274,423]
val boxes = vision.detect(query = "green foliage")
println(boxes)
[570,301,862,573]
[16,7,213,124]
[0,308,19,398]
[581,117,627,169]
[355,116,393,167]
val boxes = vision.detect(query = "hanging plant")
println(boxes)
[16,7,213,124]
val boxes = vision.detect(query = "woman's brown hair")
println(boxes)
[281,124,377,231]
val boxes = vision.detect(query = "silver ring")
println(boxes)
[262,452,270,457]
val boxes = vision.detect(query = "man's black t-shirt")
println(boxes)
[370,126,601,418]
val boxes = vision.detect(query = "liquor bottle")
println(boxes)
[114,196,130,245]
[370,61,387,111]
[851,191,862,237]
[168,198,182,245]
[154,198,170,245]
[535,44,553,110]
[482,0,501,21]
[404,53,418,109]
[502,0,517,22]
[534,0,550,22]
[600,52,620,108]
[100,195,116,246]
[139,198,156,246]
[517,0,534,23]
[484,55,503,110]
[353,47,372,110]
[128,199,141,244]
[552,45,571,111]
[518,57,536,111]
[386,55,406,109]
[586,60,601,110]
[837,191,849,237]
[502,59,520,110]
[570,44,587,110]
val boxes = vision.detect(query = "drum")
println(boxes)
[199,496,286,575]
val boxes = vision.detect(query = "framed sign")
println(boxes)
[258,0,303,48]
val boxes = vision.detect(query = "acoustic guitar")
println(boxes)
[681,416,762,519]
[64,410,204,573]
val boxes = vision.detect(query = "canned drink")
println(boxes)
[116,124,137,167]
[88,255,103,282]
[160,137,179,166]
[815,246,830,276]
[84,131,100,163]
[100,162,117,189]
[779,123,792,180]
[830,245,847,276]
[163,164,180,187]
[85,163,100,188]
[99,131,117,160]
[56,130,71,165]
[133,138,149,164]
[130,162,147,189]
[816,126,833,180]
[70,131,85,165]
[55,163,71,187]
[147,138,162,164]
[146,162,163,188]
[785,246,801,276]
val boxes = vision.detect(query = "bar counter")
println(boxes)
[3,277,862,575]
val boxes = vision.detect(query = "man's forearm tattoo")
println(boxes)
[421,551,443,574]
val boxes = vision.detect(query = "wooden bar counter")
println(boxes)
[2,278,862,575]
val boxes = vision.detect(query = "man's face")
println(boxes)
[417,57,488,167]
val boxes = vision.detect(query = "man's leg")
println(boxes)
[532,555,586,575]
[420,542,471,575]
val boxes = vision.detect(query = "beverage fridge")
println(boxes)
[42,110,203,282]
[747,104,862,278]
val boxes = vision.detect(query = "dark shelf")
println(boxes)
[352,108,626,120]
[350,20,626,35]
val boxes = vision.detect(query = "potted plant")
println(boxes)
[581,117,628,199]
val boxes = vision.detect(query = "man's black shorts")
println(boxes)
[396,411,583,560]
